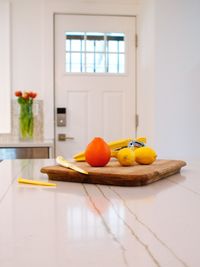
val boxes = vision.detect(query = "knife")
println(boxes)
[18,177,56,186]
[56,156,88,175]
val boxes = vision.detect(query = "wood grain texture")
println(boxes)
[40,159,186,186]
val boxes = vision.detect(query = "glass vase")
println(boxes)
[19,102,34,140]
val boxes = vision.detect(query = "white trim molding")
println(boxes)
[0,2,11,133]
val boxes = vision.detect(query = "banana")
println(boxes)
[111,150,118,158]
[111,136,147,158]
[135,136,146,144]
[73,154,85,162]
[73,137,132,162]
[107,137,133,150]
[73,136,147,162]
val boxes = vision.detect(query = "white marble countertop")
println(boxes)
[0,158,199,267]
[0,139,54,148]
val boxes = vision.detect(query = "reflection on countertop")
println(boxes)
[0,159,199,267]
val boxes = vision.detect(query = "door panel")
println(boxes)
[55,14,136,159]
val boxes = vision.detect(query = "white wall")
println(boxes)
[137,0,200,160]
[10,0,139,140]
[7,0,200,160]
[137,0,155,146]
[153,0,200,160]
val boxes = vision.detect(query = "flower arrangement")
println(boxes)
[15,90,37,140]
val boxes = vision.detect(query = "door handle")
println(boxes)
[58,134,74,141]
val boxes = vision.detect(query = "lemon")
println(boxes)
[117,148,135,166]
[134,147,157,165]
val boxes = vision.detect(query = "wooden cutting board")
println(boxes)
[40,159,186,186]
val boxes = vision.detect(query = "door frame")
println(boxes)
[53,13,138,156]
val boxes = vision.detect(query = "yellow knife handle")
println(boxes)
[17,177,56,186]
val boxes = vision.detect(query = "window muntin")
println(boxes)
[65,32,125,74]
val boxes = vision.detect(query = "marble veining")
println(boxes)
[97,185,160,267]
[105,186,189,267]
[168,177,200,197]
[0,159,200,267]
[82,183,129,266]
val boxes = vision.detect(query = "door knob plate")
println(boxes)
[58,134,74,141]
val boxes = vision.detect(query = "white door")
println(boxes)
[55,14,136,159]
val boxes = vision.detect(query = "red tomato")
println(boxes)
[15,91,22,97]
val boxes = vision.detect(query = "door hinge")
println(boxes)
[135,114,139,128]
[135,34,138,48]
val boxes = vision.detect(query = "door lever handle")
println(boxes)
[58,134,74,141]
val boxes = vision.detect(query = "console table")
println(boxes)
[0,140,54,159]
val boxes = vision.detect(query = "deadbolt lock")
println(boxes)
[57,108,66,127]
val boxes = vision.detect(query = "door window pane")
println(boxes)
[86,53,94,72]
[66,32,84,51]
[67,53,84,72]
[86,32,104,53]
[119,41,125,53]
[86,40,95,52]
[96,40,104,52]
[65,32,125,74]
[108,54,118,73]
[119,54,125,73]
[71,40,82,51]
[95,53,105,72]
[107,41,118,53]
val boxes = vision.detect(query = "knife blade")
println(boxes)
[56,156,88,175]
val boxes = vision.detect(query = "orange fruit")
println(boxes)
[85,137,111,167]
